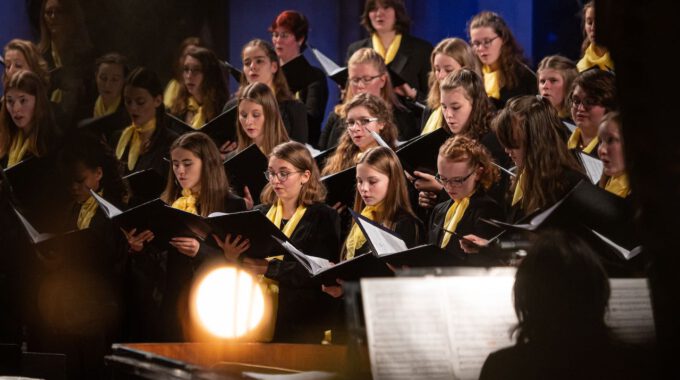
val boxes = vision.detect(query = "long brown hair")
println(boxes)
[322,93,398,175]
[169,46,228,123]
[353,146,415,229]
[239,39,294,102]
[235,82,290,155]
[3,39,50,87]
[438,135,499,191]
[260,141,326,206]
[468,11,528,90]
[493,95,583,213]
[172,37,204,81]
[161,132,230,216]
[335,47,403,114]
[440,68,495,140]
[427,38,481,109]
[0,70,58,159]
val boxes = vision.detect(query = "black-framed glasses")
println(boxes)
[570,96,599,109]
[435,170,475,186]
[183,66,203,75]
[348,74,382,86]
[263,170,302,182]
[470,36,499,49]
[344,117,379,130]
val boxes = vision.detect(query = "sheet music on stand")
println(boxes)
[361,276,655,380]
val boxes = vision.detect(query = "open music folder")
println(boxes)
[361,275,655,380]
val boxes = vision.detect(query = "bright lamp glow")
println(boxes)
[193,267,265,338]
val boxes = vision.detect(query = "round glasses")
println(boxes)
[263,170,302,182]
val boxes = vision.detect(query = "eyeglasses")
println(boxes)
[44,8,63,18]
[263,170,302,182]
[470,36,499,49]
[344,117,379,130]
[183,67,202,75]
[348,74,382,86]
[570,96,600,109]
[272,31,293,40]
[435,170,475,186]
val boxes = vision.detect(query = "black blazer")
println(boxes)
[428,191,505,261]
[492,61,538,109]
[279,98,309,143]
[347,34,433,102]
[256,202,343,343]
[282,54,329,146]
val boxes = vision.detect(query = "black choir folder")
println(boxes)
[77,109,131,143]
[272,237,392,286]
[396,127,449,175]
[320,166,356,206]
[482,180,640,261]
[123,168,165,203]
[167,105,237,147]
[90,191,287,257]
[223,144,268,205]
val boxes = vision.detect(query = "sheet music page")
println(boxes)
[579,152,604,184]
[305,143,322,157]
[90,190,122,218]
[362,276,516,380]
[606,278,656,345]
[362,278,457,380]
[590,229,642,260]
[357,218,408,256]
[443,277,516,380]
[280,241,332,274]
[563,121,577,133]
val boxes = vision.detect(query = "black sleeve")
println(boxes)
[318,112,340,150]
[280,100,309,143]
[302,72,329,132]
[393,211,425,248]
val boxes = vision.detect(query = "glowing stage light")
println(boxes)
[193,266,265,339]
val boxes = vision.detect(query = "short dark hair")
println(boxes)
[269,10,309,51]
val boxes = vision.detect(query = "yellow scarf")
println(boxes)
[482,65,501,100]
[93,95,121,118]
[421,106,443,135]
[50,42,63,104]
[77,191,102,230]
[163,79,181,109]
[512,173,525,206]
[440,196,471,248]
[115,117,156,171]
[266,200,308,238]
[7,131,30,167]
[567,127,600,154]
[345,203,383,260]
[171,188,199,214]
[577,43,615,72]
[371,33,402,65]
[187,96,206,130]
[605,174,630,198]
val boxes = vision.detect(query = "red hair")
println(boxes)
[269,10,309,49]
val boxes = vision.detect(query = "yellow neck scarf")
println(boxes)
[440,196,472,248]
[115,117,156,171]
[421,106,443,135]
[93,95,121,118]
[605,174,630,198]
[577,43,615,72]
[266,200,308,238]
[568,127,600,154]
[187,96,206,130]
[172,188,199,215]
[371,33,402,65]
[345,203,383,260]
[163,79,181,109]
[512,173,525,207]
[482,65,501,100]
[7,131,30,167]
[77,191,102,230]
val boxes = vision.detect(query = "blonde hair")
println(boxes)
[426,38,481,109]
[537,55,578,118]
